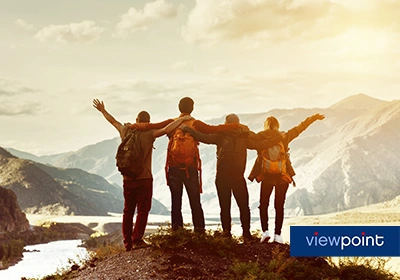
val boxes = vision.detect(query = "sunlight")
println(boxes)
[335,28,391,58]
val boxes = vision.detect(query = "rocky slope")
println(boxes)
[0,186,30,233]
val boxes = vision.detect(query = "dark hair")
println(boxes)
[178,97,194,114]
[136,111,150,123]
[225,113,240,124]
[264,116,279,131]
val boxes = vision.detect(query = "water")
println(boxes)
[0,239,90,280]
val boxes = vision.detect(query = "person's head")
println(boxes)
[178,97,194,114]
[264,116,280,131]
[225,113,240,124]
[136,110,151,123]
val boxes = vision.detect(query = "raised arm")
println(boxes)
[181,125,219,145]
[92,99,123,131]
[152,116,193,138]
[285,113,325,144]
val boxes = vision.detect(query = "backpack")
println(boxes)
[166,119,203,192]
[115,129,144,179]
[261,141,293,184]
[167,119,199,167]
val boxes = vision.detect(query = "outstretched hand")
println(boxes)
[92,99,105,112]
[314,114,325,120]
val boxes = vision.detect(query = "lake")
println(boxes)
[0,239,90,280]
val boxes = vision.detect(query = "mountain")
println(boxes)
[329,93,387,110]
[0,147,168,216]
[0,186,30,233]
[7,94,398,217]
[286,100,400,215]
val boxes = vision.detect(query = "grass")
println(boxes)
[146,223,238,258]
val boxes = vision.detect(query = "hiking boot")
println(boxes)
[133,239,150,249]
[221,231,232,238]
[194,227,206,235]
[242,232,255,243]
[260,230,271,244]
[273,234,284,244]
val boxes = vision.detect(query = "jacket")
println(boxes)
[248,114,322,184]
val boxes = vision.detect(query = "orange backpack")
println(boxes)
[261,141,292,184]
[165,119,202,192]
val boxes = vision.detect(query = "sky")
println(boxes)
[1,0,400,155]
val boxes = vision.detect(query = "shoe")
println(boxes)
[242,232,255,243]
[273,234,284,244]
[221,231,232,238]
[260,230,271,244]
[194,227,206,234]
[133,239,150,249]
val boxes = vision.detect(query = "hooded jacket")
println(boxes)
[248,114,322,184]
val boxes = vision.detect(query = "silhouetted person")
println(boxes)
[165,97,206,232]
[249,114,325,244]
[93,98,191,251]
[181,113,283,240]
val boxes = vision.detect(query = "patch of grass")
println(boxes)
[94,243,125,260]
[332,257,399,280]
[228,245,399,280]
[146,224,238,257]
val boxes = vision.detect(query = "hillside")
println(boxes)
[0,147,168,216]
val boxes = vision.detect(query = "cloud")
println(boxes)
[171,61,194,72]
[34,21,104,43]
[0,79,45,116]
[181,0,400,45]
[0,78,38,96]
[0,102,43,116]
[114,0,178,38]
[212,66,230,75]
[14,19,36,31]
[9,43,24,49]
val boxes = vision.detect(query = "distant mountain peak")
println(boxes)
[330,93,387,110]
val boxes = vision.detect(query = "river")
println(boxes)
[0,239,90,280]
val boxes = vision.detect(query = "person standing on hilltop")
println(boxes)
[180,113,284,241]
[92,99,192,251]
[249,113,325,244]
[165,97,242,233]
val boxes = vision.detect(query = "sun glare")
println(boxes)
[337,28,390,57]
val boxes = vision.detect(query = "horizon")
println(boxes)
[1,0,400,155]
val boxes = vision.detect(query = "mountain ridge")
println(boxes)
[5,94,399,216]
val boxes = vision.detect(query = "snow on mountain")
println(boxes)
[286,100,400,215]
[7,94,398,218]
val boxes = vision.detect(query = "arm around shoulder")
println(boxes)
[152,115,193,138]
[181,125,219,145]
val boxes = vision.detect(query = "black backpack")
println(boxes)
[115,129,144,178]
